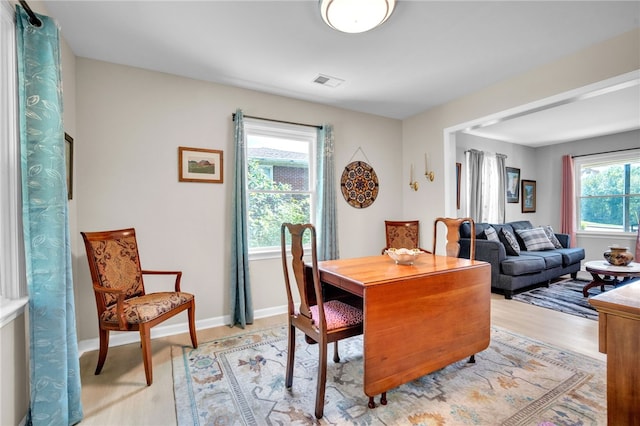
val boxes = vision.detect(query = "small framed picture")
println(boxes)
[65,132,73,200]
[178,147,223,183]
[521,179,536,213]
[505,167,520,203]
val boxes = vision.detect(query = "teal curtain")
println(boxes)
[16,6,83,425]
[317,125,339,260]
[229,109,253,327]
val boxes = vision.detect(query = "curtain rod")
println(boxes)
[232,113,322,130]
[572,147,638,158]
[18,0,42,27]
[464,149,508,158]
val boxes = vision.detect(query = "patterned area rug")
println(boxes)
[512,277,639,321]
[172,324,606,425]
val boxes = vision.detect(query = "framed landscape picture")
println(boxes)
[505,167,520,203]
[521,179,536,213]
[179,146,223,183]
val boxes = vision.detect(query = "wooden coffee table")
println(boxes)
[583,260,640,297]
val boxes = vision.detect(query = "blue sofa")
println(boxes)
[459,220,585,299]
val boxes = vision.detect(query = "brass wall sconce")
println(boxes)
[424,154,435,182]
[409,164,419,191]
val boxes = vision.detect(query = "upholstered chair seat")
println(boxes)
[100,292,195,325]
[309,300,363,331]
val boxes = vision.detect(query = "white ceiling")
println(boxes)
[463,79,640,146]
[43,0,640,145]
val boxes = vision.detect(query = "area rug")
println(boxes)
[512,277,639,321]
[512,279,598,321]
[172,324,606,425]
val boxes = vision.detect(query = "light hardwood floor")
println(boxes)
[77,276,605,425]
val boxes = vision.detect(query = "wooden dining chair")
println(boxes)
[433,217,476,260]
[382,220,430,254]
[81,228,198,385]
[280,223,364,419]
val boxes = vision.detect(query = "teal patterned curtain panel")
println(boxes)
[16,5,83,425]
[229,109,253,327]
[317,125,339,261]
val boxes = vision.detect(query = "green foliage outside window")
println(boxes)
[247,159,310,248]
[580,161,639,232]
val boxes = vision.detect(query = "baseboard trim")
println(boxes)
[77,304,287,356]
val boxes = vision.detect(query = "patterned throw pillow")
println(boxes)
[499,228,520,256]
[543,225,563,248]
[516,227,556,251]
[484,226,500,242]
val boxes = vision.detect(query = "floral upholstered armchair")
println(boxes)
[81,228,197,385]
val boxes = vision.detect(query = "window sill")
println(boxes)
[0,297,29,329]
[576,230,637,238]
[249,249,281,261]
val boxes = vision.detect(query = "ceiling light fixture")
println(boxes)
[320,0,396,34]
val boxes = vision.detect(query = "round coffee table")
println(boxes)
[583,260,640,297]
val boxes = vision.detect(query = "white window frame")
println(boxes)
[0,0,28,327]
[574,148,640,237]
[243,118,317,260]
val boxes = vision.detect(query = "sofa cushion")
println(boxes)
[523,250,563,268]
[516,227,556,251]
[461,222,489,239]
[499,228,520,256]
[509,221,534,231]
[484,226,500,242]
[554,247,585,266]
[501,255,545,276]
[543,225,563,249]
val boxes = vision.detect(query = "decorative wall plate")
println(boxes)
[340,161,379,208]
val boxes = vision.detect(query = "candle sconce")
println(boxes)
[409,163,419,191]
[424,154,435,182]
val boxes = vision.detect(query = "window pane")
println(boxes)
[579,195,640,231]
[247,135,309,191]
[247,193,311,248]
[581,161,639,196]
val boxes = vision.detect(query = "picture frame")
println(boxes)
[521,179,536,213]
[178,146,223,183]
[505,166,520,203]
[456,162,461,210]
[65,132,73,200]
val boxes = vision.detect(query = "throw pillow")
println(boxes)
[543,225,563,249]
[499,228,520,256]
[516,227,556,251]
[484,226,500,242]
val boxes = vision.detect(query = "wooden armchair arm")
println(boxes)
[93,286,128,328]
[142,270,183,292]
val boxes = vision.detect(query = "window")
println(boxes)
[1,0,28,322]
[244,118,317,253]
[575,149,640,233]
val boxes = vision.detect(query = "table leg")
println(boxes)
[583,273,617,297]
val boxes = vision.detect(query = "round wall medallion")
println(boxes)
[340,161,379,208]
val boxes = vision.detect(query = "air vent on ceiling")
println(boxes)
[313,74,344,88]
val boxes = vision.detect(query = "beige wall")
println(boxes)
[73,58,403,344]
[403,28,640,250]
[1,314,28,426]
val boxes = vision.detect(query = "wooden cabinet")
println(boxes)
[589,282,640,425]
